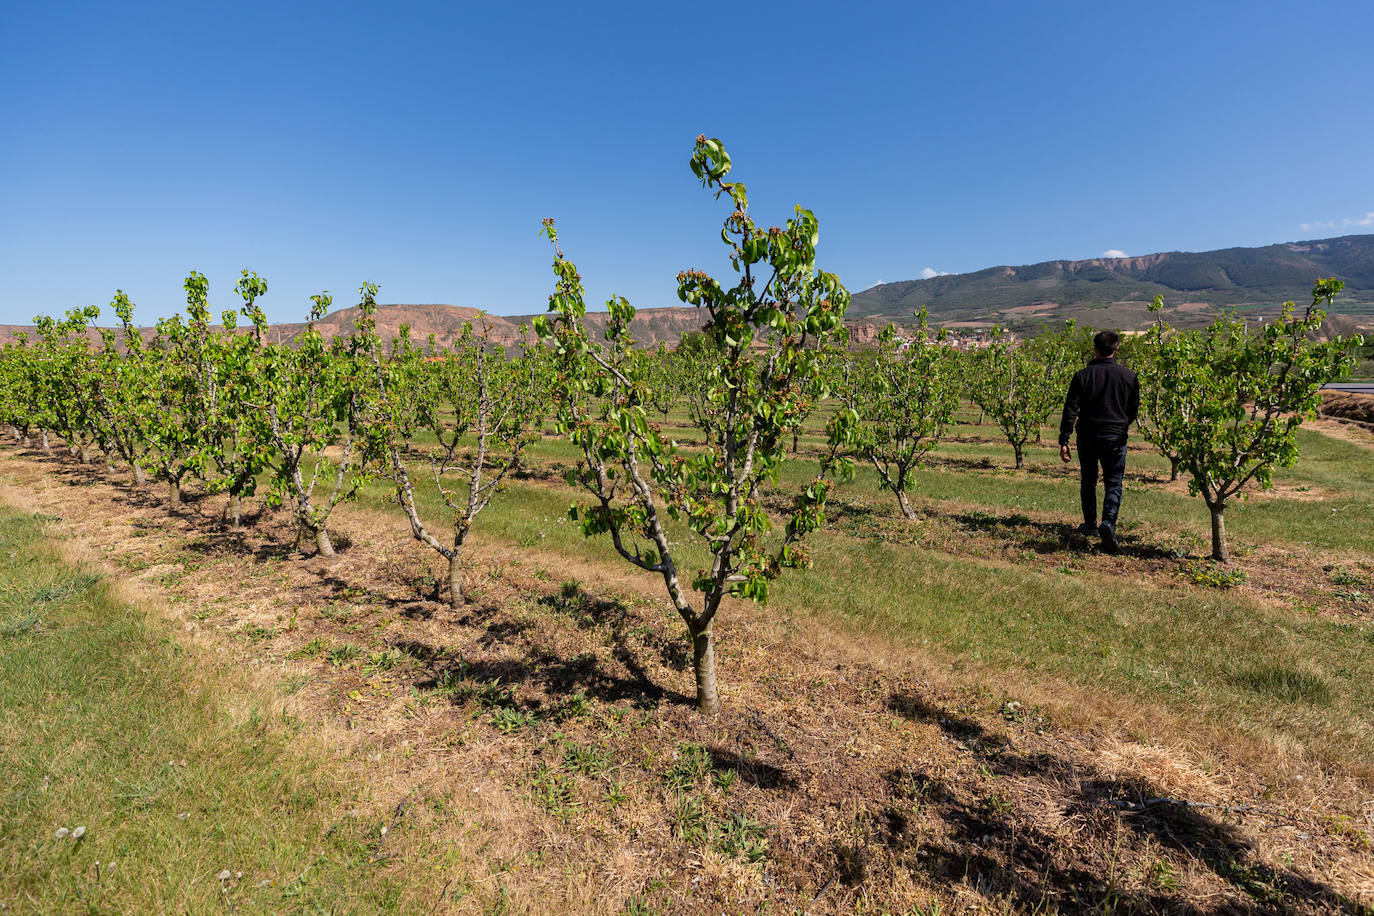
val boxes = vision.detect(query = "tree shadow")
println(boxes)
[540,582,690,673]
[704,746,796,790]
[401,585,692,713]
[946,509,1179,560]
[883,689,1364,914]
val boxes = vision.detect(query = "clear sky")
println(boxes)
[2,0,1372,325]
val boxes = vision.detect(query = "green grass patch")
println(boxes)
[1230,664,1333,705]
[0,508,428,913]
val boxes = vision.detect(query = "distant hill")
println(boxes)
[5,234,1372,348]
[850,234,1374,335]
[0,303,711,351]
[262,303,711,350]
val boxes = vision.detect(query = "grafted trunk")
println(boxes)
[168,479,181,507]
[228,492,242,529]
[131,462,146,486]
[1169,456,1180,482]
[895,488,918,521]
[1013,443,1024,470]
[690,622,720,715]
[314,525,336,558]
[1208,503,1228,563]
[448,549,465,609]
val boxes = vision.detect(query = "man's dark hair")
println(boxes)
[1093,330,1121,355]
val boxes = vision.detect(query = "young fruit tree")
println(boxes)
[245,288,372,557]
[0,342,25,443]
[830,311,960,520]
[88,293,160,486]
[1124,324,1186,481]
[535,136,850,714]
[5,331,53,451]
[969,325,1079,469]
[361,307,546,608]
[200,270,276,528]
[142,272,220,507]
[30,309,103,462]
[1143,281,1362,562]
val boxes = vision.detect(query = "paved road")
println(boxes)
[1325,383,1374,393]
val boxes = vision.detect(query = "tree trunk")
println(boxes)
[895,489,918,521]
[1169,456,1180,482]
[1209,503,1228,563]
[168,479,180,508]
[228,491,242,529]
[448,549,465,609]
[1013,444,1024,470]
[131,462,146,486]
[41,429,51,453]
[690,622,721,715]
[78,443,90,464]
[314,525,336,558]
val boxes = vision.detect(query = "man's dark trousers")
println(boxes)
[1078,434,1128,528]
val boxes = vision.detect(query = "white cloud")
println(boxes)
[919,267,950,279]
[1300,211,1373,233]
[1101,249,1128,258]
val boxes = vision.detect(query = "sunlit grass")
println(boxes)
[0,509,438,913]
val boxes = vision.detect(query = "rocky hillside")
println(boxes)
[0,303,894,350]
[0,304,713,350]
[850,234,1374,333]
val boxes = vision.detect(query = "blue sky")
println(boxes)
[2,0,1372,324]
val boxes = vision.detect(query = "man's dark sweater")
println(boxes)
[1057,357,1140,446]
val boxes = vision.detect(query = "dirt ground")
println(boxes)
[3,444,1372,914]
[1319,392,1374,431]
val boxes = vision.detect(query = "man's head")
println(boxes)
[1093,329,1121,358]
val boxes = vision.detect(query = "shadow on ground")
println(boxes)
[883,690,1364,914]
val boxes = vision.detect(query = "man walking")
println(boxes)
[1058,330,1140,553]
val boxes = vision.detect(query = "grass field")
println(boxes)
[0,508,480,913]
[2,403,1372,914]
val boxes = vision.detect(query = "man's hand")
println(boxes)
[1060,443,1072,463]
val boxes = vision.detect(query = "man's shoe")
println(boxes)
[1098,522,1119,554]
[1076,522,1098,536]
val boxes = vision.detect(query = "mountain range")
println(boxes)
[849,233,1374,336]
[4,234,1372,348]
